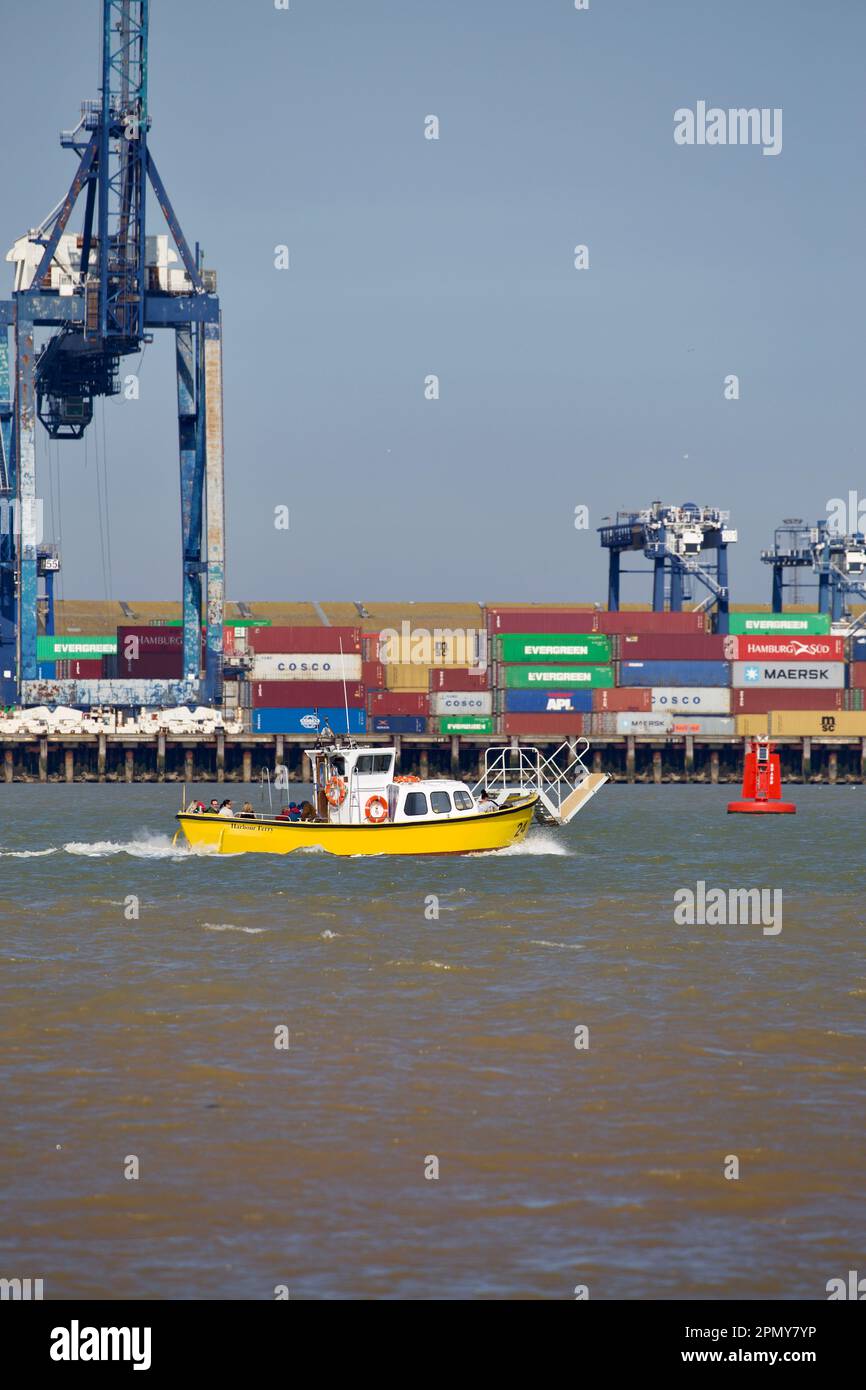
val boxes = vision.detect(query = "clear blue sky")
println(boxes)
[1,0,863,606]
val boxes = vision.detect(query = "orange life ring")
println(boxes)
[325,775,347,807]
[364,794,388,824]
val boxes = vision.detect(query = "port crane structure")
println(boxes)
[598,502,737,633]
[0,0,224,707]
[761,519,866,631]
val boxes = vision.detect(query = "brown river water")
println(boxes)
[1,783,863,1299]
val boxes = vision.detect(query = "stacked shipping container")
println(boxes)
[37,606,866,743]
[244,626,366,734]
[482,607,866,740]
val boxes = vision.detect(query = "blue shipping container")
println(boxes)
[504,690,594,714]
[619,660,731,688]
[371,716,427,733]
[252,707,366,735]
[852,637,866,662]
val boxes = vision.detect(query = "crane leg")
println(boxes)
[15,312,37,681]
[203,318,225,703]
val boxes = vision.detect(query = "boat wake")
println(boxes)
[62,832,219,859]
[478,830,573,858]
[0,847,59,858]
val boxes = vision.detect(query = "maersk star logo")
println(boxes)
[745,665,760,683]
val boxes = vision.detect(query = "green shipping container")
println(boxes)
[727,612,831,636]
[504,665,615,689]
[496,633,611,664]
[36,635,117,659]
[439,716,494,734]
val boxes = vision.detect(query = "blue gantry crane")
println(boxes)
[0,0,224,707]
[761,519,866,625]
[598,501,737,632]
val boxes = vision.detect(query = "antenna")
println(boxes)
[339,637,352,743]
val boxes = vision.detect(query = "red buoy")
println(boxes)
[728,737,796,814]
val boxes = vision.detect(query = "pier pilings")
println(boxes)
[0,734,863,784]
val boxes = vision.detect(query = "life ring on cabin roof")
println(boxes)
[364,795,389,824]
[325,776,347,807]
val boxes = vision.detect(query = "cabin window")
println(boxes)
[453,790,473,810]
[430,791,452,815]
[403,792,428,817]
[354,754,392,775]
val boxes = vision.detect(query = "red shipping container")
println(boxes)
[725,635,845,661]
[617,634,727,660]
[732,689,844,713]
[249,626,361,655]
[362,660,386,689]
[252,680,365,708]
[590,611,708,635]
[502,713,585,735]
[223,627,235,657]
[429,666,489,691]
[592,687,653,712]
[118,654,184,678]
[487,608,596,634]
[848,663,866,689]
[116,625,200,678]
[68,658,104,678]
[369,692,429,717]
[118,624,183,653]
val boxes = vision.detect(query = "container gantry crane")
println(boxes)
[0,0,224,708]
[761,520,866,628]
[598,501,737,633]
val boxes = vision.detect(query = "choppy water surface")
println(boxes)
[1,783,864,1299]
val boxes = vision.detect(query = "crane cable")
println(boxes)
[100,395,115,605]
[88,417,110,616]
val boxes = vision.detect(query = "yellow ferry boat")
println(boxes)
[175,733,606,858]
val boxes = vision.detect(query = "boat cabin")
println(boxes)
[306,742,484,826]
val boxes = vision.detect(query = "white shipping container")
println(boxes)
[731,660,845,689]
[670,716,736,736]
[651,687,731,713]
[615,714,674,735]
[250,653,363,681]
[430,691,493,716]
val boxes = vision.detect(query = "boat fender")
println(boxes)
[364,794,389,824]
[325,776,348,807]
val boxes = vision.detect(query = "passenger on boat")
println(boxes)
[207,798,220,814]
[238,802,255,818]
[299,800,317,822]
[276,805,291,819]
[217,799,234,817]
[477,790,499,813]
